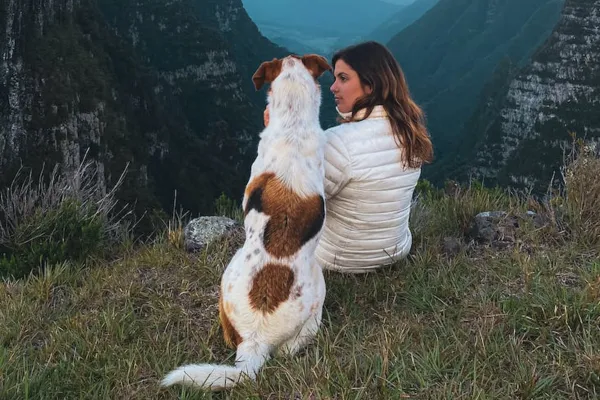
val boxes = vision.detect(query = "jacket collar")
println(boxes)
[336,105,387,121]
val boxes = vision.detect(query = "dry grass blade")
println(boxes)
[0,149,130,247]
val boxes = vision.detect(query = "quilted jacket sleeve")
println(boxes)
[323,129,352,200]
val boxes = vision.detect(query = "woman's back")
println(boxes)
[260,41,433,272]
[315,105,421,273]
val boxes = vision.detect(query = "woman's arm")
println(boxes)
[323,130,352,200]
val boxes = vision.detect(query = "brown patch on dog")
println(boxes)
[301,54,332,79]
[252,58,283,90]
[244,173,325,258]
[249,263,295,313]
[219,295,242,348]
[244,172,272,216]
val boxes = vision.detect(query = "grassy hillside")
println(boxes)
[1,148,599,399]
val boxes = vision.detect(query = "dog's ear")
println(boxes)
[301,54,332,79]
[252,58,283,90]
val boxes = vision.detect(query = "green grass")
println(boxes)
[1,181,599,399]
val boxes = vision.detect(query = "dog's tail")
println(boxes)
[160,342,270,391]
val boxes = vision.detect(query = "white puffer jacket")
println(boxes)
[315,105,421,273]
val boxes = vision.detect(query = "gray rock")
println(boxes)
[475,211,508,219]
[184,216,244,252]
[468,211,518,245]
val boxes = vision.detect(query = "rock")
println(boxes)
[468,211,518,246]
[475,211,508,219]
[467,209,557,251]
[556,272,580,288]
[184,216,244,253]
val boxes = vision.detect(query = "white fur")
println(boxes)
[161,56,327,391]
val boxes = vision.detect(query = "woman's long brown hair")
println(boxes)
[332,41,433,168]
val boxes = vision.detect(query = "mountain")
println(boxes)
[386,0,566,183]
[462,0,600,192]
[0,0,290,222]
[242,0,402,38]
[241,20,343,58]
[366,0,440,44]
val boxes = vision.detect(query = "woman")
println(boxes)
[265,41,433,273]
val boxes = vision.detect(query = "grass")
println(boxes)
[1,152,599,399]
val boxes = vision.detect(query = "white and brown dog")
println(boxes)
[161,54,332,390]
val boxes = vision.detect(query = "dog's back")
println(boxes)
[161,54,331,391]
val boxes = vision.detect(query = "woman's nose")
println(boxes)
[330,82,336,93]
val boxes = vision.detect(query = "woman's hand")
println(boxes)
[263,107,270,127]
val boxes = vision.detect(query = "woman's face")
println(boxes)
[330,59,370,113]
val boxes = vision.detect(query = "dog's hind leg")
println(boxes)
[278,264,326,357]
[277,308,323,357]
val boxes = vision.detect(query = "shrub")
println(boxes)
[414,179,440,199]
[0,156,129,279]
[557,137,600,247]
[213,192,243,222]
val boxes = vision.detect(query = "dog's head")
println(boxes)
[252,54,331,91]
[252,54,331,116]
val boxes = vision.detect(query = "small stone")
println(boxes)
[556,272,580,288]
[184,216,244,252]
[475,211,507,219]
[468,215,497,243]
[468,211,518,246]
